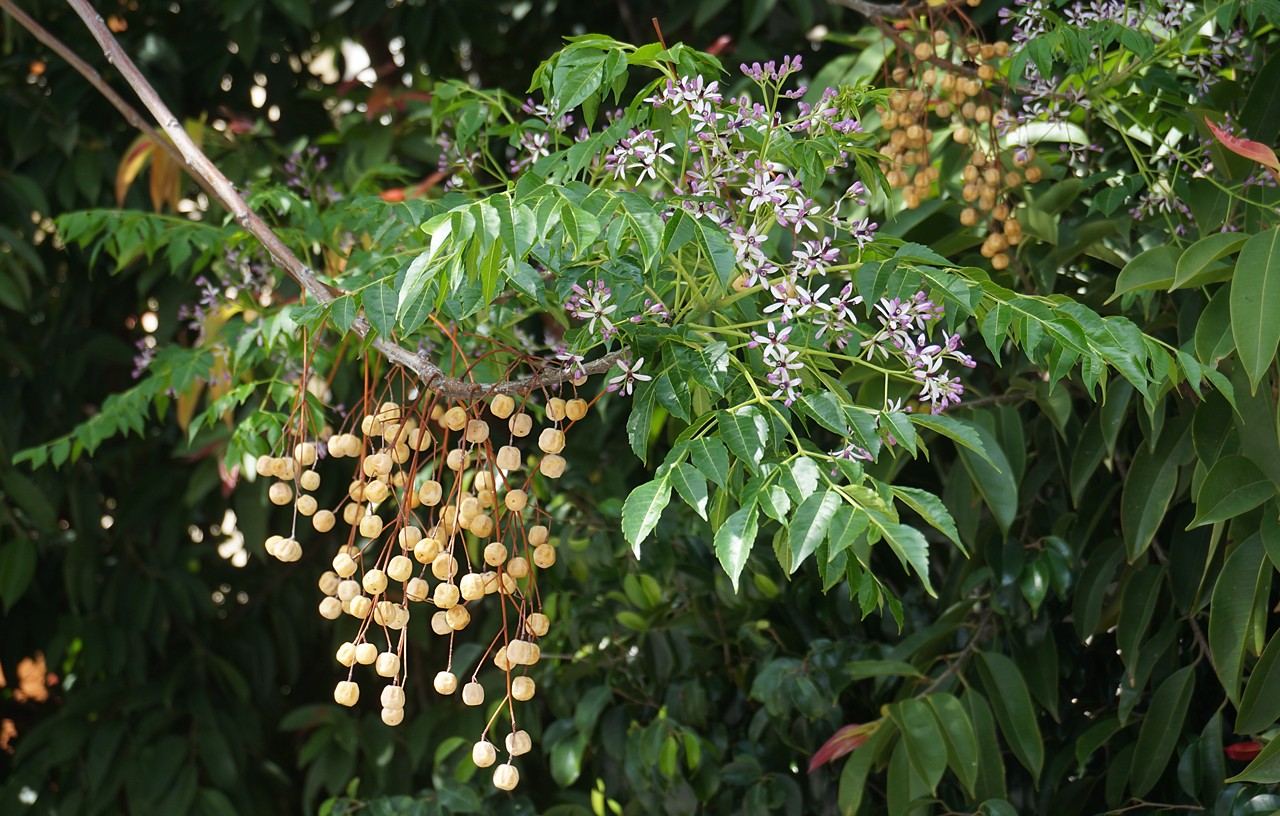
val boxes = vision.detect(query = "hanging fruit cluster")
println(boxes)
[878,21,1032,271]
[255,373,592,792]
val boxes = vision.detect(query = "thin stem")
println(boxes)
[59,0,624,400]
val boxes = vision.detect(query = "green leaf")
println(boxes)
[1231,228,1280,392]
[1121,441,1179,561]
[974,652,1044,783]
[1172,232,1248,290]
[621,476,671,560]
[876,520,936,596]
[1116,565,1162,682]
[847,660,924,680]
[1108,245,1177,302]
[925,694,980,796]
[837,720,895,815]
[714,505,758,592]
[889,698,947,793]
[1210,533,1266,705]
[781,457,821,505]
[800,392,850,436]
[0,540,37,614]
[892,485,962,550]
[1238,628,1280,734]
[910,413,995,466]
[1196,284,1236,365]
[788,490,841,573]
[1190,455,1277,527]
[1075,716,1122,770]
[956,424,1017,533]
[362,282,397,339]
[687,438,730,486]
[718,407,769,473]
[1130,665,1196,797]
[669,462,709,520]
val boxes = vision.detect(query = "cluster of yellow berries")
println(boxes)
[880,30,1035,271]
[257,389,591,791]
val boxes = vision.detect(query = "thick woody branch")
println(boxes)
[54,0,622,400]
[825,0,925,20]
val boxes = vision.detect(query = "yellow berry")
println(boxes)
[528,525,549,546]
[539,455,565,478]
[466,419,490,444]
[446,449,470,471]
[434,671,458,695]
[430,610,451,635]
[376,652,401,678]
[512,676,536,701]
[348,596,372,619]
[413,538,440,565]
[336,642,357,666]
[318,571,340,595]
[538,428,565,454]
[533,544,556,569]
[546,398,567,421]
[406,577,430,602]
[300,470,321,491]
[446,605,471,630]
[333,552,358,577]
[337,579,360,602]
[509,413,532,437]
[418,480,443,506]
[363,569,388,595]
[318,597,342,619]
[268,482,293,505]
[432,552,458,581]
[566,398,588,421]
[381,707,405,726]
[294,442,318,466]
[490,394,515,419]
[496,445,521,471]
[506,557,529,579]
[296,495,318,516]
[443,406,468,432]
[484,542,508,567]
[433,582,460,609]
[462,682,485,706]
[334,681,359,707]
[355,642,377,664]
[505,490,528,512]
[381,685,406,708]
[493,763,519,791]
[387,555,414,582]
[526,612,550,637]
[359,515,384,539]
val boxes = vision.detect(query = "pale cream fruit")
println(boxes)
[446,605,471,630]
[443,406,468,431]
[375,652,401,678]
[398,526,423,549]
[359,514,384,539]
[255,455,274,476]
[533,544,556,569]
[493,763,520,791]
[446,449,470,471]
[318,597,342,620]
[505,730,532,756]
[512,676,536,701]
[300,470,321,491]
[355,642,378,664]
[348,596,372,619]
[538,428,565,454]
[528,525,549,546]
[481,542,506,567]
[509,413,533,437]
[432,553,458,581]
[295,495,318,516]
[496,445,521,471]
[337,579,360,602]
[433,671,458,695]
[526,612,550,637]
[342,503,363,526]
[506,557,529,579]
[465,419,490,444]
[462,682,485,706]
[468,514,494,538]
[334,681,359,707]
[363,480,389,503]
[332,552,358,578]
[493,647,512,671]
[430,611,451,636]
[381,685,406,709]
[313,510,336,532]
[405,577,429,602]
[460,573,485,601]
[539,454,566,478]
[566,398,588,421]
[362,569,388,595]
[433,582,460,609]
[335,642,357,667]
[387,555,414,582]
[418,480,443,506]
[264,535,283,558]
[381,707,405,726]
[490,395,515,419]
[507,639,533,665]
[546,398,567,421]
[318,571,341,596]
[504,490,528,512]
[473,740,497,767]
[268,482,293,506]
[294,442,318,466]
[413,538,441,565]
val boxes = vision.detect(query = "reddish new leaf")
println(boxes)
[808,721,879,773]
[1205,117,1280,179]
[1226,741,1264,761]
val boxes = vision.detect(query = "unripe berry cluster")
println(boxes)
[256,378,596,791]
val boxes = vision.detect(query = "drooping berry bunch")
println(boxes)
[256,375,593,792]
[878,22,1031,271]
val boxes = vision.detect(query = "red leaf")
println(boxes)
[1205,117,1280,176]
[1225,741,1264,761]
[808,721,879,773]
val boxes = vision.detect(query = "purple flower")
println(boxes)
[607,357,652,396]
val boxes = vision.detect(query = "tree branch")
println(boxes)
[825,0,925,19]
[46,0,622,401]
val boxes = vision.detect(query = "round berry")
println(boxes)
[255,455,274,476]
[364,480,389,503]
[375,652,401,678]
[490,394,515,419]
[300,470,321,491]
[446,605,471,630]
[333,552,358,577]
[413,538,441,565]
[334,681,359,707]
[526,612,550,637]
[294,442,318,466]
[566,398,587,421]
[473,739,497,768]
[431,553,458,581]
[505,730,531,756]
[538,428,565,454]
[446,449,470,471]
[342,503,363,526]
[348,596,372,619]
[460,573,485,601]
[318,596,342,619]
[405,577,429,602]
[505,490,528,512]
[506,557,529,579]
[318,571,340,595]
[381,707,405,726]
[539,454,566,478]
[381,684,406,708]
[509,413,532,437]
[507,639,532,665]
[313,510,336,533]
[355,642,377,664]
[387,555,414,582]
[546,398,567,421]
[433,582,460,609]
[268,482,293,506]
[433,671,458,695]
[337,579,360,602]
[493,647,512,671]
[462,682,484,706]
[528,524,549,546]
[359,515,384,539]
[496,445,521,471]
[336,642,357,666]
[465,419,490,444]
[442,406,468,431]
[493,763,519,791]
[418,480,443,506]
[398,526,423,549]
[362,569,388,595]
[512,676,536,701]
[533,544,556,569]
[430,610,452,635]
[296,495,318,516]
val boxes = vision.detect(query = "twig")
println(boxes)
[826,0,926,19]
[57,0,624,400]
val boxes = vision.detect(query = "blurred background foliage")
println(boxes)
[2,0,1280,815]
